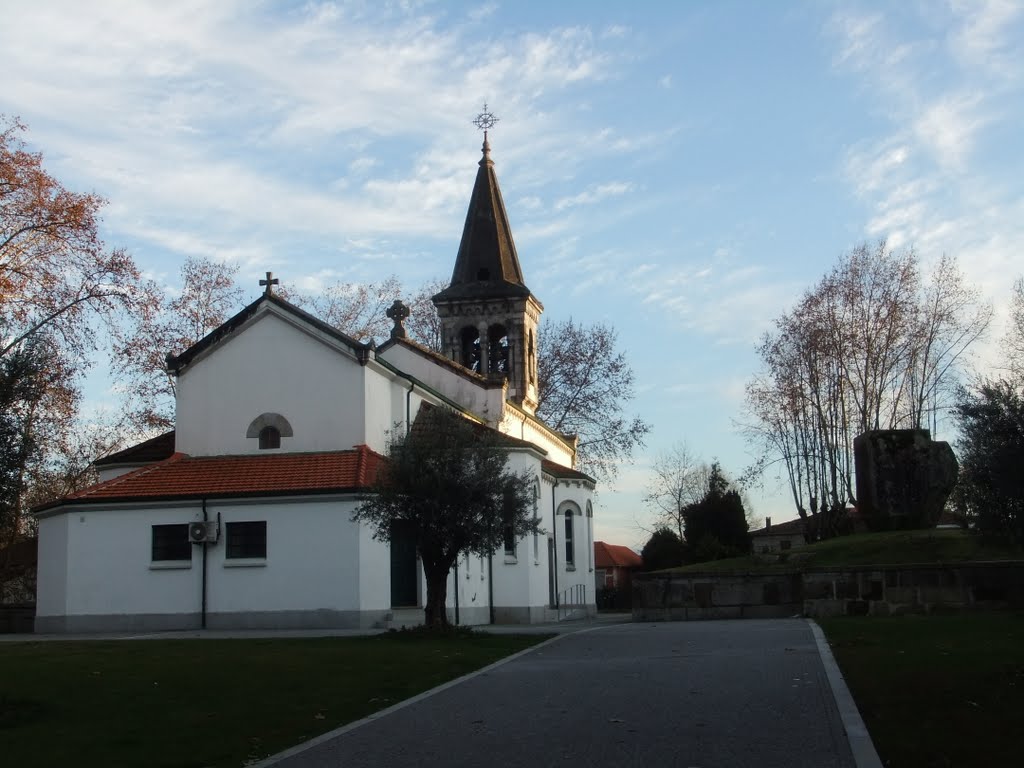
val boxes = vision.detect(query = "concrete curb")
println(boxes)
[250,629,588,767]
[808,619,884,768]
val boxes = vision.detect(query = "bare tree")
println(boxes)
[114,256,243,429]
[1005,277,1024,381]
[1,116,151,560]
[743,241,989,540]
[537,318,650,483]
[1,117,150,364]
[643,443,710,540]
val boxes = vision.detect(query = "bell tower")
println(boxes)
[433,106,543,414]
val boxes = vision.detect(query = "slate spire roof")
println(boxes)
[433,137,532,302]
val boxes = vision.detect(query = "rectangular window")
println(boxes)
[151,524,191,562]
[226,521,267,559]
[780,539,792,551]
[564,514,574,566]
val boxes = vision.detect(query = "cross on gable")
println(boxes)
[259,271,279,296]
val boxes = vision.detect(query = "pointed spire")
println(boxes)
[435,106,531,302]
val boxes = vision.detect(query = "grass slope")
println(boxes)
[665,529,1024,574]
[0,631,548,768]
[820,614,1024,768]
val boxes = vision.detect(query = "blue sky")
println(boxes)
[2,1,1022,548]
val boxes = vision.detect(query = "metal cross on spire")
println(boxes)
[472,103,499,141]
[259,271,279,296]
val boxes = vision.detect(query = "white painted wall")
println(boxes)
[205,499,364,614]
[552,482,597,610]
[35,496,391,628]
[35,514,69,619]
[377,343,505,423]
[175,310,367,456]
[60,503,203,620]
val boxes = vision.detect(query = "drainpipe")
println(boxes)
[488,553,494,624]
[201,499,208,630]
[405,381,414,435]
[551,483,559,608]
[453,560,460,625]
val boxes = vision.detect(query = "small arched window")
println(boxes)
[259,426,281,450]
[528,330,536,384]
[246,413,293,448]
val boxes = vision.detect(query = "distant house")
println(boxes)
[594,541,643,608]
[749,517,806,554]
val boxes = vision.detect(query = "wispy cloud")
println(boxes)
[554,181,634,211]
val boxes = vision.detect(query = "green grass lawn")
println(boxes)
[0,631,549,768]
[666,529,1024,574]
[819,613,1024,768]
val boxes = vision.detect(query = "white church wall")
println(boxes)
[377,344,499,421]
[35,497,390,633]
[448,552,490,626]
[36,503,204,633]
[489,452,552,623]
[175,311,366,456]
[35,514,69,622]
[204,498,386,629]
[96,465,141,483]
[552,483,598,618]
[357,520,391,613]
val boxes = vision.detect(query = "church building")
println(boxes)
[33,126,598,633]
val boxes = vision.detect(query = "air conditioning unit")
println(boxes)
[188,520,218,544]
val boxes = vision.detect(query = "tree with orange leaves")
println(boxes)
[1,116,152,560]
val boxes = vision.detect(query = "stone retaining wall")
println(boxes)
[633,561,1024,621]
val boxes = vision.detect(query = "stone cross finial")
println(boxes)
[386,299,411,339]
[259,271,279,296]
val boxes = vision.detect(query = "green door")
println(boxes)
[390,521,418,607]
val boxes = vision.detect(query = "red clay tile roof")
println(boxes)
[38,446,384,510]
[594,541,642,569]
[94,430,176,467]
[541,459,595,484]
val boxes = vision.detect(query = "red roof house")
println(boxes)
[594,541,643,609]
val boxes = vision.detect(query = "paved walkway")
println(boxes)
[258,619,871,768]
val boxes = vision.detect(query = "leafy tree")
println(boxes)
[952,379,1024,545]
[0,340,48,543]
[537,318,650,483]
[640,527,688,571]
[352,407,539,629]
[114,256,243,429]
[744,241,990,540]
[683,462,750,561]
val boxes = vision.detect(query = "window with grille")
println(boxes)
[151,524,191,562]
[226,521,267,559]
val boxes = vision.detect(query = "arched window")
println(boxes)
[488,324,509,374]
[528,330,536,384]
[564,508,575,567]
[258,426,281,449]
[460,326,481,372]
[503,489,516,558]
[532,480,541,562]
[246,413,293,449]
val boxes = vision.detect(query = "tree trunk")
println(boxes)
[422,564,452,630]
